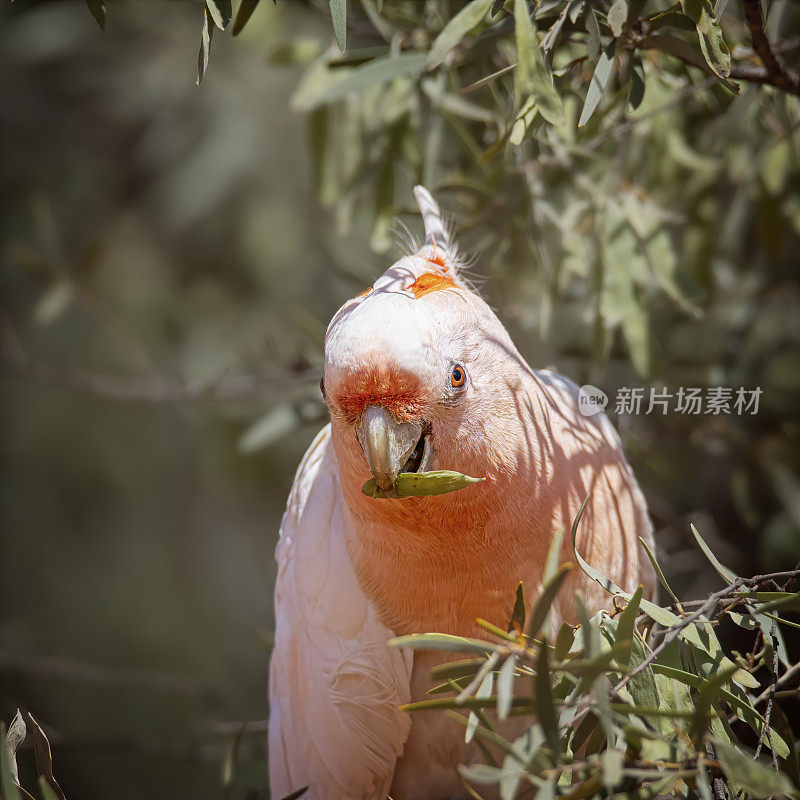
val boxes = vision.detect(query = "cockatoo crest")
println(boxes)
[411,185,458,273]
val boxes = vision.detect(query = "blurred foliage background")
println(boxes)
[0,0,798,798]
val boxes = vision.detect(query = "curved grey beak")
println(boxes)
[356,405,422,494]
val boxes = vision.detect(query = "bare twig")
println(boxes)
[753,621,780,771]
[0,651,211,697]
[751,660,800,707]
[741,0,800,96]
[0,306,318,404]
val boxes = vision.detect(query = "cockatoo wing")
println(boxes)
[269,424,413,800]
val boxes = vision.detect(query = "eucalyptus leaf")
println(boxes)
[497,655,517,720]
[615,585,643,666]
[526,563,572,638]
[362,470,485,498]
[606,0,628,36]
[390,633,495,655]
[329,0,347,53]
[513,0,564,125]
[292,54,427,111]
[1,722,23,800]
[467,671,494,741]
[205,0,231,30]
[85,0,106,30]
[714,739,795,797]
[536,641,560,753]
[585,1,602,61]
[579,40,616,127]
[196,5,214,86]
[232,0,260,36]
[509,582,526,632]
[427,0,493,70]
[627,57,645,110]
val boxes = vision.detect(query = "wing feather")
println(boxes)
[269,425,412,800]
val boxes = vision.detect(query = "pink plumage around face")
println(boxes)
[269,186,658,800]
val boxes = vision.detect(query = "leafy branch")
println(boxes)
[391,523,800,799]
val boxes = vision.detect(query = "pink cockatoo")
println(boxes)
[269,187,656,800]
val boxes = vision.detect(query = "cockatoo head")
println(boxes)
[322,187,523,512]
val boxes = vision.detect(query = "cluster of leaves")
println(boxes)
[282,0,799,375]
[391,514,799,799]
[1,710,65,800]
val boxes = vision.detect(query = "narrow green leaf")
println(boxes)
[1,722,23,800]
[390,633,495,655]
[427,0,493,70]
[279,788,309,800]
[579,40,616,127]
[38,778,61,800]
[616,585,643,666]
[593,675,614,741]
[404,695,535,713]
[431,658,486,679]
[543,527,565,585]
[585,0,601,60]
[627,57,645,110]
[714,739,795,798]
[514,0,533,104]
[554,623,575,661]
[536,641,560,753]
[329,0,347,53]
[497,655,517,720]
[606,0,628,36]
[526,563,572,638]
[576,592,594,656]
[232,0,260,36]
[690,523,737,583]
[362,470,485,499]
[197,5,214,86]
[509,582,526,632]
[771,704,800,789]
[689,662,740,741]
[467,671,494,742]
[206,0,232,30]
[513,0,564,125]
[751,593,800,614]
[292,53,427,111]
[458,763,506,785]
[640,537,681,607]
[85,0,106,30]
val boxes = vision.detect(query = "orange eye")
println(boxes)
[450,364,466,388]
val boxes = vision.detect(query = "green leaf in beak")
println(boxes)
[362,470,485,498]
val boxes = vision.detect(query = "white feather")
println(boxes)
[269,425,413,800]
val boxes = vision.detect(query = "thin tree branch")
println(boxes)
[0,306,319,404]
[751,660,800,707]
[0,651,210,697]
[742,0,800,96]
